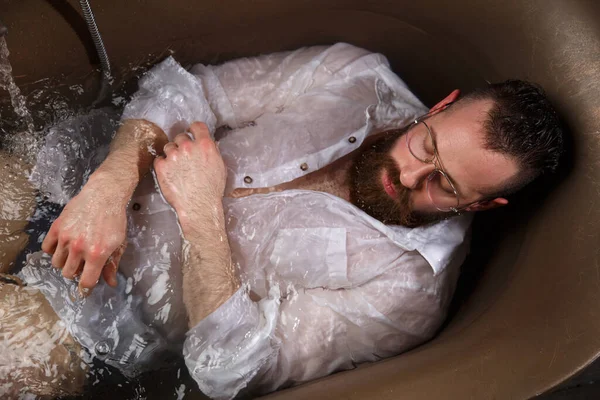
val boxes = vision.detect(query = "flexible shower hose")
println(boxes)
[79,0,112,105]
[79,0,111,78]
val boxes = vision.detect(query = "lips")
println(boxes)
[382,170,398,199]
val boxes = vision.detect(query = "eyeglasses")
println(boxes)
[405,118,463,213]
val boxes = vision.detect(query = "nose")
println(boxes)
[400,160,435,190]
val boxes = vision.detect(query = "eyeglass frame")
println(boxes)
[406,105,484,214]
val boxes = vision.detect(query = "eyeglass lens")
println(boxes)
[407,123,461,211]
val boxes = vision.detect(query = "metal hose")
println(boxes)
[79,0,111,79]
[79,0,113,107]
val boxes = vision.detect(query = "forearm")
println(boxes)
[102,119,168,179]
[92,119,168,203]
[179,201,240,327]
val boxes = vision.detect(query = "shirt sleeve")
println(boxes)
[121,56,218,140]
[183,251,453,400]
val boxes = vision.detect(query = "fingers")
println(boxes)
[74,260,85,278]
[163,130,195,158]
[102,261,118,288]
[78,259,104,296]
[58,246,124,295]
[163,142,178,156]
[51,246,69,270]
[162,124,211,159]
[174,132,192,146]
[41,221,60,254]
[62,251,83,279]
[102,243,126,288]
[189,122,211,141]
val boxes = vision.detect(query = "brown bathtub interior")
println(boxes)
[2,0,600,399]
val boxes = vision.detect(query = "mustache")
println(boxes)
[348,131,411,225]
[347,126,447,228]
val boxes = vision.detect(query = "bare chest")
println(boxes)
[228,157,352,201]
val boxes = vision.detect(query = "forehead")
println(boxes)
[430,99,519,198]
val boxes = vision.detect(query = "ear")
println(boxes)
[465,197,508,212]
[430,89,461,114]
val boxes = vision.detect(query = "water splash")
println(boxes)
[0,37,41,165]
[0,37,35,134]
[0,43,198,398]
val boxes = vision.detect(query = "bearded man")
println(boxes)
[2,43,563,399]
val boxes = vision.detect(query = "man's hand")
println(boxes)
[154,122,238,326]
[40,119,168,294]
[153,122,227,224]
[42,170,129,292]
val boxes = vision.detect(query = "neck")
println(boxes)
[291,155,353,201]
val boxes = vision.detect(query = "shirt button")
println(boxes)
[132,202,141,211]
[244,176,253,184]
[348,136,357,143]
[95,341,111,356]
[300,163,308,171]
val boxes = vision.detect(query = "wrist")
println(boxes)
[98,150,140,179]
[89,160,139,205]
[177,197,225,235]
[108,119,168,176]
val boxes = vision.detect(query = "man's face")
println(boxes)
[348,99,520,227]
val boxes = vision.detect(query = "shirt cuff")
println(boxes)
[183,285,281,400]
[121,56,217,140]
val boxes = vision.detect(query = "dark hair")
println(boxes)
[459,79,564,197]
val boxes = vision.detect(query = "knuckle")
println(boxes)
[199,138,216,151]
[88,245,107,260]
[180,141,193,151]
[58,232,70,246]
[70,238,84,253]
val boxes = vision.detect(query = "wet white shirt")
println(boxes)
[23,43,472,399]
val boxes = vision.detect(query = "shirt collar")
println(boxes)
[292,190,473,276]
[388,213,473,275]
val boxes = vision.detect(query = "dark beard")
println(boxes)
[347,128,447,228]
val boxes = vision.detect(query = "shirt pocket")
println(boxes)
[269,227,350,289]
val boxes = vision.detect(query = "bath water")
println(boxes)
[0,37,197,400]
